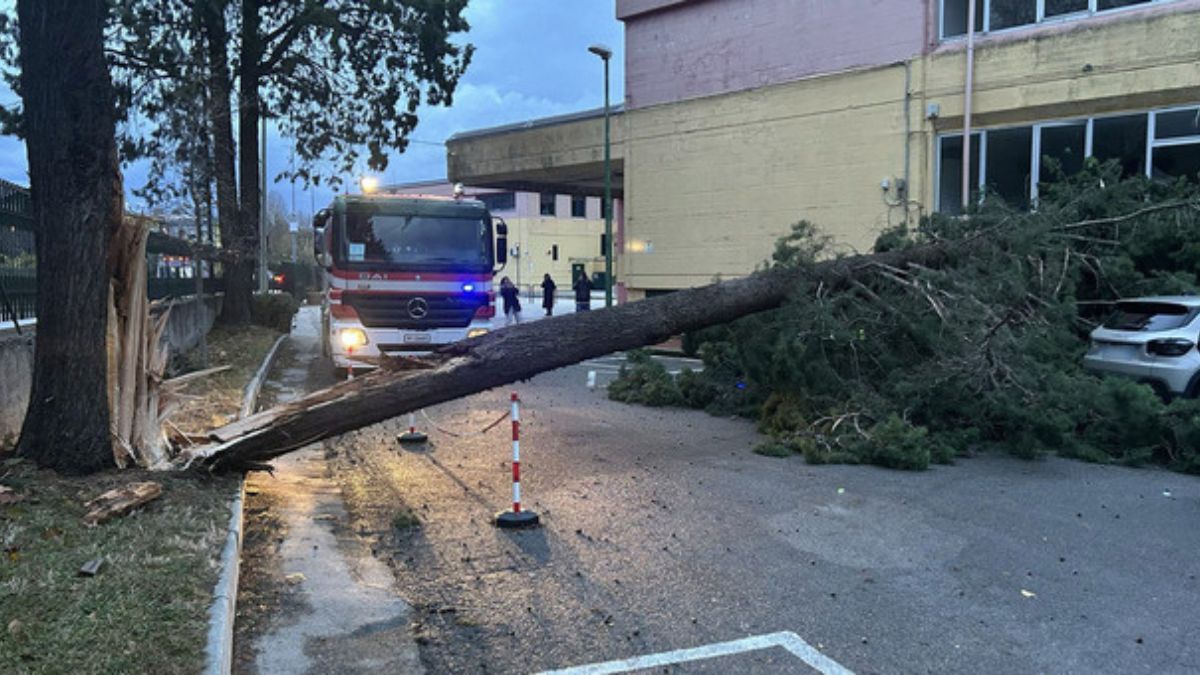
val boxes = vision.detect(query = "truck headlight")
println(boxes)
[467,328,489,339]
[340,328,368,348]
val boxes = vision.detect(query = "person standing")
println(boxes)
[540,273,557,316]
[573,272,592,313]
[499,276,522,326]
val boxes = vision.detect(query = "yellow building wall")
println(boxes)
[503,216,604,295]
[621,4,1200,292]
[623,64,911,290]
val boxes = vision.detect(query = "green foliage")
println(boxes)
[677,368,719,409]
[251,292,299,333]
[0,251,35,269]
[607,350,683,407]
[613,164,1200,472]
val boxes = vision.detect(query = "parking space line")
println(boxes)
[535,631,855,675]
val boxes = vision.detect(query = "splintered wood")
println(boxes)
[82,481,163,526]
[107,216,174,469]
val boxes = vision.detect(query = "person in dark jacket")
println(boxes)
[540,273,557,316]
[499,276,521,325]
[573,273,592,312]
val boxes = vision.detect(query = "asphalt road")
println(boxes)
[311,349,1200,674]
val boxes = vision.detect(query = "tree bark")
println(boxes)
[198,0,239,308]
[221,0,263,325]
[15,0,120,474]
[191,243,961,472]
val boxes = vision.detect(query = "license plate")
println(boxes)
[403,333,432,344]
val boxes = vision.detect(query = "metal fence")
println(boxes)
[0,223,36,324]
[0,180,223,326]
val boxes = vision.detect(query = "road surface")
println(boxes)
[244,305,1200,674]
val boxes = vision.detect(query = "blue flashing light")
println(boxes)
[462,283,475,293]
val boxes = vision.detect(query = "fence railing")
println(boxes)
[148,276,224,301]
[0,182,228,325]
[0,268,35,324]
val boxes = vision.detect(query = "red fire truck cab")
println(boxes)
[313,191,508,372]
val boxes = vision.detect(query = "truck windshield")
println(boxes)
[341,207,491,270]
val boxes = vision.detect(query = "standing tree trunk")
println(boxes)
[200,0,247,325]
[15,0,120,474]
[222,0,263,325]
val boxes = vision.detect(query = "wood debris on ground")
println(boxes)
[82,481,163,526]
[0,484,22,505]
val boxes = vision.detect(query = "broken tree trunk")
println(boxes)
[107,215,174,468]
[189,241,963,473]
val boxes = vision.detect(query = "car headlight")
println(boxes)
[467,328,489,339]
[339,328,368,348]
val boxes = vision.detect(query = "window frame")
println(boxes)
[939,0,1176,42]
[570,194,587,219]
[934,104,1200,212]
[478,191,516,214]
[539,192,557,217]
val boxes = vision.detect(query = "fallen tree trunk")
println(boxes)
[189,242,961,472]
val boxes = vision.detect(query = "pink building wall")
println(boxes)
[620,0,930,110]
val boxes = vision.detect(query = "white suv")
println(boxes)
[1083,296,1200,397]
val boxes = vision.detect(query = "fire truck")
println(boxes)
[312,189,508,373]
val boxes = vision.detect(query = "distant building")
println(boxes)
[381,179,608,292]
[449,0,1200,299]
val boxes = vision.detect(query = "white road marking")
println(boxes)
[536,631,855,675]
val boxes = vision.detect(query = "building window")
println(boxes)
[599,197,609,220]
[552,244,559,261]
[1038,122,1087,184]
[935,105,1200,213]
[1150,106,1200,183]
[1092,114,1148,178]
[539,192,556,216]
[937,133,981,214]
[571,195,586,218]
[985,126,1034,208]
[478,192,515,213]
[941,0,1169,40]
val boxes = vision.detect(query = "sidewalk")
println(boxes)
[234,306,423,674]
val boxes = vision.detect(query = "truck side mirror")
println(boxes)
[494,219,508,266]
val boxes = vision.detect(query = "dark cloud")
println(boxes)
[0,0,623,217]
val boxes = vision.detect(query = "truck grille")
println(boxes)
[342,292,488,329]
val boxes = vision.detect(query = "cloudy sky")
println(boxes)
[0,0,624,217]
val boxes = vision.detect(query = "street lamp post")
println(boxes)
[588,43,614,308]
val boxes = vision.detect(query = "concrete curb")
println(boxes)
[204,480,245,675]
[241,334,287,419]
[204,331,287,675]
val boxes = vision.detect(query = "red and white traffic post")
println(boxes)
[495,392,540,528]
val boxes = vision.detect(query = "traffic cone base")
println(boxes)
[397,430,428,444]
[494,510,540,529]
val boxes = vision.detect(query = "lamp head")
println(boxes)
[587,43,613,60]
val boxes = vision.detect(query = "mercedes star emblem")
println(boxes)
[407,297,429,319]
